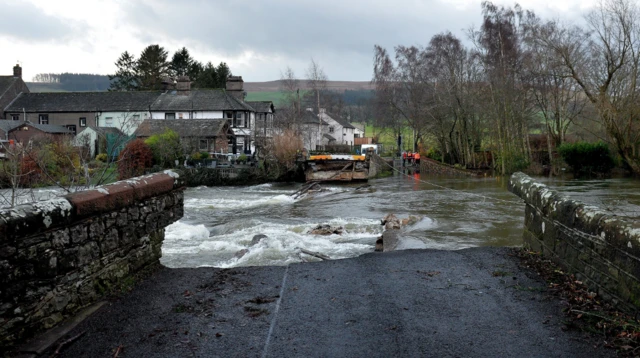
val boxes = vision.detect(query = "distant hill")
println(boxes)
[244,80,374,92]
[28,73,111,92]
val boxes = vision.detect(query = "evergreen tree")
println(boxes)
[137,45,170,91]
[170,47,193,77]
[109,45,231,91]
[109,51,139,91]
[193,61,231,88]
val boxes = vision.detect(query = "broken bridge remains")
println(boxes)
[0,171,184,350]
[509,172,640,311]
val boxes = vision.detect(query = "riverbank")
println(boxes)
[17,247,613,358]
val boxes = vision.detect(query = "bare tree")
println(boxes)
[537,0,640,173]
[279,66,302,132]
[0,142,38,208]
[306,59,328,148]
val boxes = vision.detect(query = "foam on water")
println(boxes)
[184,194,295,211]
[161,217,382,268]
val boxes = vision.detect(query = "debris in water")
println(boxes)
[298,248,331,260]
[308,224,344,235]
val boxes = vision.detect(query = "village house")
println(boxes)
[2,74,261,159]
[3,91,158,135]
[352,123,365,138]
[300,109,330,150]
[135,119,232,157]
[0,119,73,144]
[149,76,255,155]
[318,108,356,146]
[0,64,29,119]
[246,101,276,151]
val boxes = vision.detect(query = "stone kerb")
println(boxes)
[508,172,640,311]
[0,170,184,350]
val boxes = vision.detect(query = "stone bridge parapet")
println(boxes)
[509,172,640,311]
[0,170,184,349]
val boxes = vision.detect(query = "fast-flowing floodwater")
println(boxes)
[162,173,526,268]
[3,172,638,269]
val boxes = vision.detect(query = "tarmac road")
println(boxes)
[47,248,615,358]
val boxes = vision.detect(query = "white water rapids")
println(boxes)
[160,175,525,268]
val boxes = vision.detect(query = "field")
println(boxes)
[244,91,286,105]
[364,125,420,152]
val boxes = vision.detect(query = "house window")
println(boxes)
[225,112,233,119]
[235,112,244,127]
[79,117,87,127]
[38,114,49,125]
[199,139,208,151]
[132,115,140,124]
[165,113,176,119]
[11,114,19,121]
[66,125,77,135]
[329,126,334,133]
[178,113,184,119]
[105,117,113,126]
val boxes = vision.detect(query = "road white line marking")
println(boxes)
[262,265,290,358]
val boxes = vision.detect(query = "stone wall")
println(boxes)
[368,154,391,178]
[0,171,184,349]
[509,172,640,311]
[420,158,480,177]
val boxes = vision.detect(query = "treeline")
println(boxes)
[31,73,110,91]
[373,0,640,175]
[109,45,231,91]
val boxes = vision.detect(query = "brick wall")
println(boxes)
[508,172,640,311]
[0,171,184,349]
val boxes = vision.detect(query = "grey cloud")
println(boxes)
[0,1,84,42]
[120,0,482,80]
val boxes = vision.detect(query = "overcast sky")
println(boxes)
[0,0,596,83]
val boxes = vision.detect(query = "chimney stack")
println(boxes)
[13,64,22,79]
[226,76,245,101]
[176,76,191,95]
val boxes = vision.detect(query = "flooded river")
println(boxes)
[3,173,638,269]
[162,174,527,268]
[163,173,640,268]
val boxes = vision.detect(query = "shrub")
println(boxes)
[425,147,442,162]
[96,153,108,163]
[238,154,247,163]
[145,129,183,167]
[117,139,153,180]
[557,141,615,177]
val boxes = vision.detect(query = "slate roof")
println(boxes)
[150,90,254,112]
[300,110,329,125]
[5,91,161,112]
[27,122,74,134]
[135,119,228,138]
[323,133,336,141]
[246,101,274,113]
[0,119,22,134]
[0,77,19,100]
[322,112,355,129]
[79,126,126,137]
